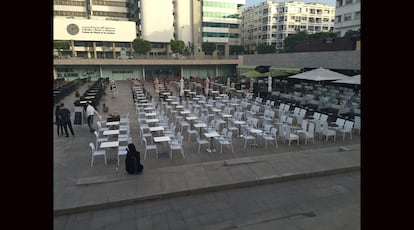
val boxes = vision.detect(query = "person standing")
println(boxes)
[58,103,75,137]
[55,104,64,136]
[86,102,100,133]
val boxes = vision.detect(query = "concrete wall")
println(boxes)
[241,50,360,70]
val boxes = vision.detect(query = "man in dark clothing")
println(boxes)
[58,103,75,137]
[55,105,64,136]
[125,143,143,174]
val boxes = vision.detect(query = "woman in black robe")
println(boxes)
[125,143,143,174]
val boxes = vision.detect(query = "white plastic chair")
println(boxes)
[284,125,299,146]
[300,122,315,144]
[321,122,336,142]
[186,126,198,142]
[218,131,233,153]
[337,120,354,141]
[242,128,255,149]
[89,142,107,167]
[195,133,209,154]
[117,137,132,166]
[94,131,108,148]
[143,137,158,160]
[169,134,185,160]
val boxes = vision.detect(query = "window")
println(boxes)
[345,0,353,4]
[344,13,352,21]
[354,11,360,20]
[336,15,342,23]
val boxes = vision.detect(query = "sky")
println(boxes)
[244,0,336,8]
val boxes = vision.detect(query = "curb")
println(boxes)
[54,164,360,216]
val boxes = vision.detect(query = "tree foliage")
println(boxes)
[54,40,70,50]
[282,31,309,52]
[282,31,336,52]
[229,45,244,55]
[201,42,216,55]
[343,29,360,37]
[257,44,276,54]
[308,31,336,39]
[132,38,151,54]
[170,39,185,54]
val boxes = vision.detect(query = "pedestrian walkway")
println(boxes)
[53,79,361,216]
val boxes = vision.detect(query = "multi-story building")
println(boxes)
[241,1,335,53]
[333,0,360,37]
[200,0,246,56]
[53,0,245,58]
[53,0,138,58]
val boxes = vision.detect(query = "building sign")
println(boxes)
[54,18,136,42]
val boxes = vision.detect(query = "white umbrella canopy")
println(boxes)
[288,67,349,81]
[227,77,231,93]
[205,77,210,95]
[180,77,184,96]
[268,76,272,92]
[332,74,361,85]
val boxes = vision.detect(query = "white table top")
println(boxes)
[249,128,263,134]
[100,141,119,148]
[185,116,198,121]
[153,136,171,143]
[204,132,220,138]
[145,112,157,117]
[149,126,164,132]
[106,121,120,126]
[146,119,159,123]
[233,121,246,125]
[194,123,207,128]
[102,130,119,135]
[221,114,232,118]
[180,110,191,114]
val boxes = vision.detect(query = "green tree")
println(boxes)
[282,31,309,52]
[343,29,360,37]
[201,42,216,55]
[229,45,244,55]
[283,31,337,52]
[257,44,276,54]
[308,31,336,39]
[170,39,185,54]
[53,40,70,57]
[132,38,151,55]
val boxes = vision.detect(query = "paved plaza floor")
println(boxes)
[53,79,360,216]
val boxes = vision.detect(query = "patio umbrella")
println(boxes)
[227,77,230,93]
[332,74,361,85]
[250,77,255,93]
[180,77,184,97]
[288,67,349,81]
[154,77,160,94]
[268,76,272,93]
[205,77,210,95]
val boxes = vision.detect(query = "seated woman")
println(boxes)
[125,143,144,174]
